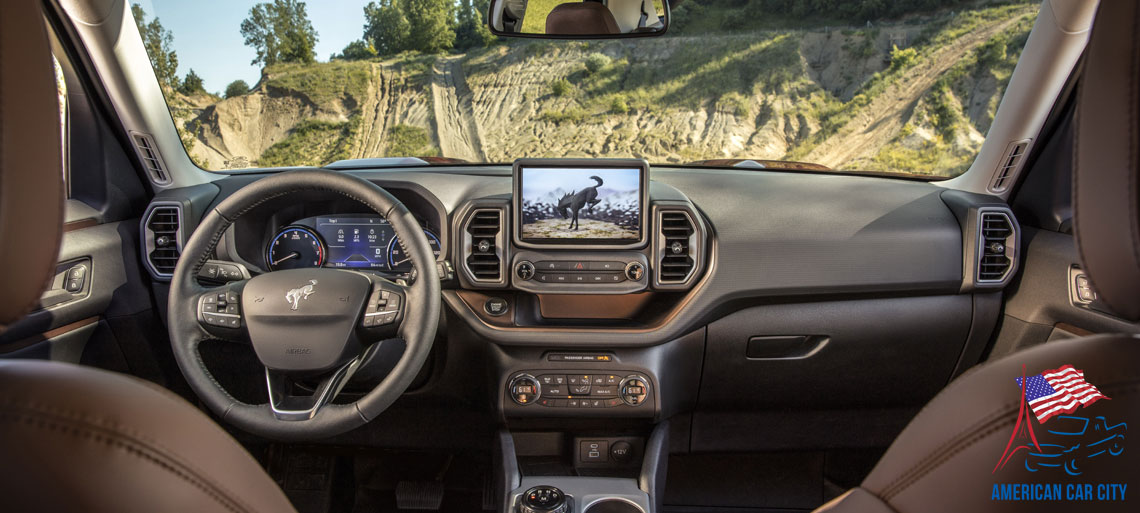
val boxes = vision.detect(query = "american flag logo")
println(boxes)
[1015,365,1109,424]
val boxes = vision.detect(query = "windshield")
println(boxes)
[133,0,1038,177]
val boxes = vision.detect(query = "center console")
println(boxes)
[456,160,708,512]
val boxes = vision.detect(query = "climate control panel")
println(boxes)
[506,371,653,416]
[510,250,649,294]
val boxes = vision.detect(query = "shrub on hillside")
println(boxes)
[385,124,439,157]
[550,78,573,97]
[889,45,918,71]
[609,95,629,114]
[585,53,611,74]
[224,80,250,98]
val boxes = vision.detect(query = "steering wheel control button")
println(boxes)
[520,486,567,513]
[199,292,242,329]
[509,374,540,405]
[485,297,509,316]
[362,288,402,327]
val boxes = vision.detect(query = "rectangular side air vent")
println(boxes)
[977,210,1017,284]
[142,203,182,278]
[657,210,698,284]
[989,139,1030,193]
[131,131,172,185]
[463,208,504,283]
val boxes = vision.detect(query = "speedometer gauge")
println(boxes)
[266,226,325,271]
[386,229,442,272]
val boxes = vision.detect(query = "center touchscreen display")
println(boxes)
[516,163,645,245]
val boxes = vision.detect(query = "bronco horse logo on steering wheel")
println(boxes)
[285,280,318,310]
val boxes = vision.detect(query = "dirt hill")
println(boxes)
[174,3,1037,176]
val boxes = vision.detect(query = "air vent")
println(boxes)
[989,139,1030,193]
[131,131,172,185]
[464,209,503,282]
[142,204,182,277]
[977,210,1016,283]
[658,210,696,283]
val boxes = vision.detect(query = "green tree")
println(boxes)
[364,0,411,55]
[240,0,319,66]
[224,79,250,98]
[454,0,494,51]
[364,0,454,55]
[179,69,205,95]
[405,0,455,53]
[130,4,179,90]
[334,39,379,60]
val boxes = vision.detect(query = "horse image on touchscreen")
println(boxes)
[520,167,641,240]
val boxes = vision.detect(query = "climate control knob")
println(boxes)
[619,375,650,406]
[508,374,540,405]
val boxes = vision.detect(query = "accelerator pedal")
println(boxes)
[395,480,445,510]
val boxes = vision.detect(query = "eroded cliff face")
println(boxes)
[174,4,1035,176]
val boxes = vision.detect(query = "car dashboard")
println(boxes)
[140,161,1019,452]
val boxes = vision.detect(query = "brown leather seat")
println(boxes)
[816,1,1140,512]
[0,1,296,512]
[546,1,621,35]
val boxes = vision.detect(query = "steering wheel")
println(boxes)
[167,170,440,440]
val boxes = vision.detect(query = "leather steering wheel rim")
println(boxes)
[167,170,440,441]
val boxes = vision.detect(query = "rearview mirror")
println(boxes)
[489,0,669,38]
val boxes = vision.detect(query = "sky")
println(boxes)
[134,0,373,93]
[520,168,642,201]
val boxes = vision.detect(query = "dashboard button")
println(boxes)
[567,399,580,408]
[543,384,567,397]
[571,274,588,283]
[592,386,618,396]
[539,374,566,386]
[567,261,589,272]
[570,384,590,395]
[484,297,508,316]
[537,261,568,271]
[588,261,623,271]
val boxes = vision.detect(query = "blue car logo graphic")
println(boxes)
[1024,415,1126,475]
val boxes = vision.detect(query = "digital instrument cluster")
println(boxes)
[265,215,440,272]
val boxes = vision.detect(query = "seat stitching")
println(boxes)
[878,401,1018,497]
[0,397,269,513]
[881,382,1140,500]
[0,408,260,513]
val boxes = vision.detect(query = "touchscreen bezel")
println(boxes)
[512,158,650,249]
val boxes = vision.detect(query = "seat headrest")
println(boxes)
[546,2,621,35]
[1073,0,1140,321]
[0,0,66,332]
